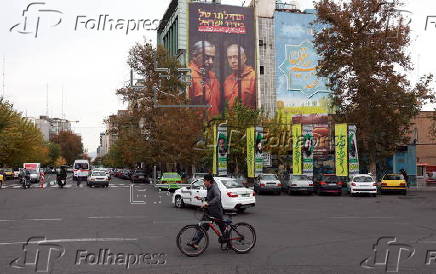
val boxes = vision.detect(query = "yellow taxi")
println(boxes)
[380,174,407,195]
[3,168,14,180]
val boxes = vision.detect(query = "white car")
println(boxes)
[347,174,377,196]
[87,171,109,188]
[172,177,256,213]
[254,174,282,195]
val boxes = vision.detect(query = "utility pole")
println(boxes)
[2,55,5,98]
[46,83,49,117]
[61,86,64,119]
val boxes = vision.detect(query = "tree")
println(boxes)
[47,142,61,166]
[54,156,67,166]
[0,98,48,167]
[51,131,84,165]
[313,0,435,176]
[111,42,205,171]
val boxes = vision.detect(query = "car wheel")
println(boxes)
[337,191,342,196]
[276,191,281,195]
[175,196,184,208]
[403,190,407,195]
[287,189,292,195]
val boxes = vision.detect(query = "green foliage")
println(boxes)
[313,0,435,174]
[0,98,48,167]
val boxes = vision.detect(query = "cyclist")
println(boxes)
[188,174,227,249]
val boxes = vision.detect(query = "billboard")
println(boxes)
[188,3,256,117]
[275,11,331,123]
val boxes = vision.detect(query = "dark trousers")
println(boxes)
[192,214,226,245]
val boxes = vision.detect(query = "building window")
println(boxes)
[259,40,264,47]
[260,66,264,75]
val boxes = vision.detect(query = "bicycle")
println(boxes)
[176,207,256,257]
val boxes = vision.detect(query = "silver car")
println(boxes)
[254,174,282,195]
[285,174,314,195]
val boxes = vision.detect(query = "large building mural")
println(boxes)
[188,2,256,117]
[275,11,332,124]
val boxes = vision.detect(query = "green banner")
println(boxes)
[255,127,264,177]
[213,126,217,175]
[247,127,255,178]
[302,125,314,176]
[335,124,348,176]
[217,125,228,176]
[292,124,302,175]
[348,125,359,175]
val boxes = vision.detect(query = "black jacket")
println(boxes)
[206,183,223,219]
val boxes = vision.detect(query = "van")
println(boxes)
[73,160,90,181]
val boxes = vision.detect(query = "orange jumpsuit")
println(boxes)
[224,65,256,109]
[188,62,221,117]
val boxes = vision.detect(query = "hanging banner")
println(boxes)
[302,125,314,176]
[246,127,255,178]
[292,124,302,175]
[217,125,228,176]
[348,125,359,175]
[255,127,264,176]
[335,124,348,176]
[263,152,272,167]
[213,126,217,175]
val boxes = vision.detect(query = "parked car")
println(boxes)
[284,174,314,195]
[2,168,14,180]
[314,174,343,195]
[254,174,282,195]
[87,170,109,188]
[131,170,149,184]
[347,174,377,196]
[160,172,182,191]
[0,171,4,187]
[172,177,255,213]
[380,174,407,195]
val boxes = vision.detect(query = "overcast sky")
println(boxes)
[1,0,435,154]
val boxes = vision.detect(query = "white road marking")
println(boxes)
[328,216,394,219]
[88,216,146,219]
[0,237,138,246]
[25,218,62,221]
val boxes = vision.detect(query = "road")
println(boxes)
[1,176,436,273]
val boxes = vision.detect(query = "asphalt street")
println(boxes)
[1,175,436,273]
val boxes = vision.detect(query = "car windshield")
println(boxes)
[4,168,12,172]
[163,173,180,179]
[384,174,404,180]
[293,175,310,180]
[134,172,145,175]
[28,170,37,174]
[74,163,88,169]
[220,179,244,189]
[322,175,337,182]
[354,176,373,182]
[262,174,277,180]
[92,172,106,176]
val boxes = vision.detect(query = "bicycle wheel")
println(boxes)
[228,222,256,254]
[176,224,209,257]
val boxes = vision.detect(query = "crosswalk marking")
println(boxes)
[1,183,132,189]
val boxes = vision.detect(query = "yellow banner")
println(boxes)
[292,124,302,175]
[247,127,255,178]
[213,126,217,175]
[335,123,348,176]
